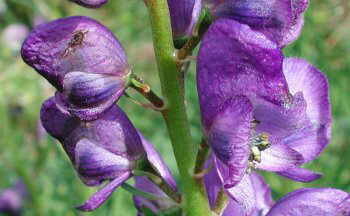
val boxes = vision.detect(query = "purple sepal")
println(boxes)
[139,133,177,191]
[168,0,202,38]
[266,188,350,216]
[213,0,309,47]
[133,176,175,215]
[76,171,131,212]
[277,166,322,182]
[207,96,253,187]
[69,0,108,8]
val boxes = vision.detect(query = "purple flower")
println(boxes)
[208,0,308,47]
[69,0,108,8]
[168,0,202,38]
[40,97,174,211]
[197,19,331,187]
[21,16,130,120]
[133,177,178,216]
[205,156,274,215]
[0,181,27,216]
[266,188,350,216]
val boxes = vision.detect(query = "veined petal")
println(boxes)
[69,0,108,8]
[266,188,350,216]
[76,171,131,212]
[204,155,222,208]
[250,172,274,215]
[207,96,253,187]
[197,18,288,128]
[277,166,322,182]
[214,0,308,47]
[256,144,304,172]
[283,58,331,162]
[226,174,255,215]
[138,133,177,191]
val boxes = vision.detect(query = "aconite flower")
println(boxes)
[22,16,130,120]
[40,97,175,211]
[168,0,202,38]
[69,0,108,8]
[197,19,331,188]
[0,181,27,216]
[208,0,308,47]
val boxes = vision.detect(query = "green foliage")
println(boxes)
[0,0,349,215]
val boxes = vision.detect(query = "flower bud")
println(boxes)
[168,0,202,38]
[22,16,130,120]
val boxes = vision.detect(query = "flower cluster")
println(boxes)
[21,15,177,212]
[19,0,350,215]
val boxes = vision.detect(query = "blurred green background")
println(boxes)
[0,0,349,215]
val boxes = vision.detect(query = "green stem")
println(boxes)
[146,1,211,215]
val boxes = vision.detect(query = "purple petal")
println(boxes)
[266,188,350,216]
[204,155,222,208]
[226,174,255,215]
[197,18,288,128]
[277,166,322,182]
[214,0,308,47]
[76,171,131,212]
[21,16,129,91]
[256,144,304,172]
[138,134,177,191]
[75,139,132,186]
[69,0,108,8]
[168,0,202,38]
[60,71,127,120]
[222,200,245,216]
[250,172,274,215]
[282,58,331,162]
[207,96,253,187]
[133,176,175,214]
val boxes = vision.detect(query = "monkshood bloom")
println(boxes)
[0,181,27,216]
[197,19,331,187]
[208,0,308,47]
[133,177,178,216]
[266,188,350,216]
[40,97,175,211]
[168,0,202,38]
[21,16,130,120]
[69,0,108,8]
[205,156,274,215]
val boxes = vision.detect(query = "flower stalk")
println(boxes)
[146,0,211,215]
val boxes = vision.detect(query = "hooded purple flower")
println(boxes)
[21,16,130,120]
[0,181,27,216]
[197,19,331,187]
[168,0,202,38]
[266,188,350,216]
[69,0,108,8]
[40,97,175,211]
[208,0,308,47]
[205,155,274,215]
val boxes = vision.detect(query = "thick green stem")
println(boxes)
[146,1,211,215]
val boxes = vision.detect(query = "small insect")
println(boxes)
[61,30,89,58]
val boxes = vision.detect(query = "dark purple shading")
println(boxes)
[266,188,350,216]
[22,16,129,120]
[69,0,108,8]
[213,0,309,47]
[168,0,202,38]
